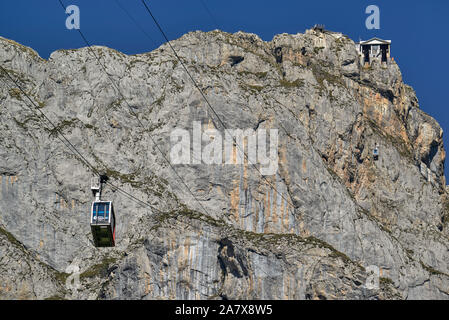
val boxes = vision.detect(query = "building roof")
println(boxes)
[357,37,391,45]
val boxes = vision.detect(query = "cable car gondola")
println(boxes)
[90,175,116,247]
[373,144,379,161]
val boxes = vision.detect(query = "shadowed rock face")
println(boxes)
[0,28,447,300]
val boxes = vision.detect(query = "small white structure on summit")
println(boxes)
[356,37,391,65]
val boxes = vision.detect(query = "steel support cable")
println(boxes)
[58,0,213,218]
[139,0,303,216]
[0,65,163,213]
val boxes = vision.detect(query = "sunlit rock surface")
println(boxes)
[0,28,448,299]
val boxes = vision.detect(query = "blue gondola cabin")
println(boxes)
[90,201,116,247]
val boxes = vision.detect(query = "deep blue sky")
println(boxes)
[1,0,448,183]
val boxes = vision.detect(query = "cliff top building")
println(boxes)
[356,37,391,65]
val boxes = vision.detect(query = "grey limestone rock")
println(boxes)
[0,28,447,299]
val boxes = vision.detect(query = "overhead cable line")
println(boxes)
[200,0,220,30]
[57,0,212,218]
[196,1,349,226]
[0,65,100,176]
[113,0,158,47]
[140,0,301,214]
[199,0,220,30]
[0,65,163,213]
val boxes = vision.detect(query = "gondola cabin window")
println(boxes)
[92,202,110,223]
[90,201,115,247]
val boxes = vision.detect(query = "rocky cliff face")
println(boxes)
[0,28,448,300]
